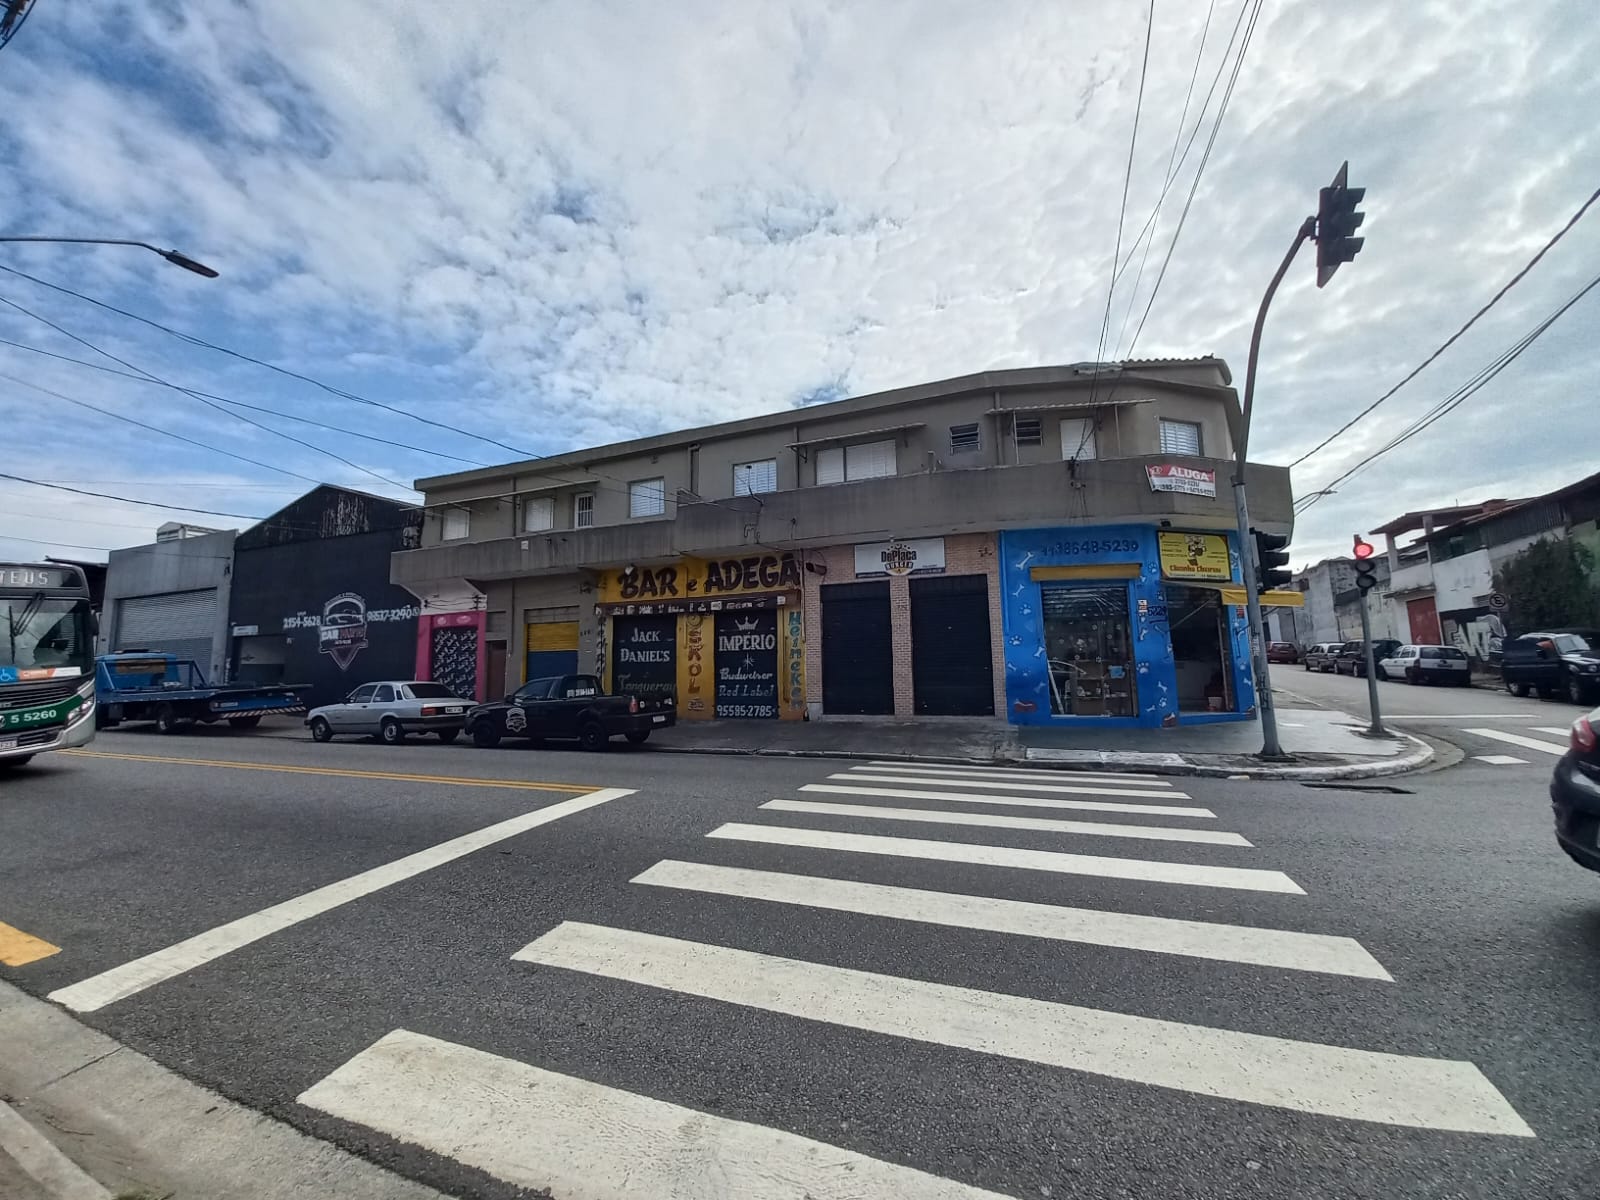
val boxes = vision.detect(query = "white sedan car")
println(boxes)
[1379,644,1472,686]
[307,680,473,744]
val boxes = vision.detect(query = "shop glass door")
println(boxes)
[1164,585,1234,713]
[1039,583,1136,717]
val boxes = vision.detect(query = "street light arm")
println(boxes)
[0,236,218,277]
[1233,215,1316,472]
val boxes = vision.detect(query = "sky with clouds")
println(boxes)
[0,0,1595,569]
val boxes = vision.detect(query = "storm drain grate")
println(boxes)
[1302,783,1414,795]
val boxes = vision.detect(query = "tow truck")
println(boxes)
[95,652,309,734]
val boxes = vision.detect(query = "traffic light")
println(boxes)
[1353,535,1379,593]
[1316,160,1365,288]
[1252,529,1292,594]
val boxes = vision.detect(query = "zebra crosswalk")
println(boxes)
[296,759,1535,1197]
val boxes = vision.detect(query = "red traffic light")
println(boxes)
[1352,536,1376,560]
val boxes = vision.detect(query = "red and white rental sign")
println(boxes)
[1145,464,1217,498]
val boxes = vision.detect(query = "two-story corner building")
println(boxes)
[390,360,1295,728]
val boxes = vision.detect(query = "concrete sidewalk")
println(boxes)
[0,981,446,1200]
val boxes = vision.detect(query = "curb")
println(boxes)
[0,1097,109,1200]
[0,980,448,1200]
[643,734,1436,780]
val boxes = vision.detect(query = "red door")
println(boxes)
[1407,597,1442,645]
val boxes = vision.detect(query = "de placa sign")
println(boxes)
[601,553,802,603]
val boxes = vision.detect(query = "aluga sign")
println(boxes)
[0,562,98,764]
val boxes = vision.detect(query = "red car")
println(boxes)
[1266,641,1300,664]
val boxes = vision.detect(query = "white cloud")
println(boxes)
[0,0,1595,564]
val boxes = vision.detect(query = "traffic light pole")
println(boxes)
[1357,589,1387,737]
[1233,216,1316,761]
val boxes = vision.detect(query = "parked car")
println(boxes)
[1266,641,1299,664]
[1334,639,1402,679]
[307,681,472,744]
[1501,630,1600,704]
[466,673,676,751]
[1303,643,1341,672]
[1551,704,1600,875]
[1380,644,1471,686]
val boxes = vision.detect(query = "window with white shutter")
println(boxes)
[1159,419,1203,456]
[441,507,470,540]
[522,496,555,532]
[845,439,896,479]
[733,458,778,495]
[628,477,666,518]
[574,493,595,527]
[1060,417,1097,460]
[815,446,845,485]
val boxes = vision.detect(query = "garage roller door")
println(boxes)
[115,589,218,676]
[821,582,893,715]
[910,574,995,715]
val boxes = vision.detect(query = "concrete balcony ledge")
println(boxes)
[392,455,1292,586]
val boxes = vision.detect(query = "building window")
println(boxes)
[1015,416,1043,445]
[949,423,981,454]
[441,507,470,540]
[574,493,595,528]
[629,477,666,518]
[1159,418,1203,456]
[522,496,555,533]
[1060,417,1097,460]
[733,458,778,495]
[816,439,897,484]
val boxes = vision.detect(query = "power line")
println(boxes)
[0,336,490,467]
[0,261,536,459]
[1295,270,1600,515]
[1079,0,1155,457]
[1120,0,1263,362]
[0,291,417,493]
[1288,183,1600,468]
[0,471,270,520]
[1112,0,1218,358]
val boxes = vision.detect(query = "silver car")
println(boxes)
[306,681,472,745]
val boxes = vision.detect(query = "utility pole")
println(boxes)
[1233,160,1366,760]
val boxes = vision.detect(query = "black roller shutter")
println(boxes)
[822,581,893,715]
[910,574,994,716]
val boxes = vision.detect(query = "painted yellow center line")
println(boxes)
[63,749,590,793]
[0,920,60,967]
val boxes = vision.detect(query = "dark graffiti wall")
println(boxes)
[230,489,421,708]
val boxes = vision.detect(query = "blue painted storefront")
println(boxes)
[1000,525,1255,728]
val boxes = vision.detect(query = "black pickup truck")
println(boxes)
[465,673,675,750]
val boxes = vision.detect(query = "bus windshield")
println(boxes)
[2,594,95,677]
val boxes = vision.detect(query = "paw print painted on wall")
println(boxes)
[1008,634,1023,647]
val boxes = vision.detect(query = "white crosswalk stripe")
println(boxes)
[300,1029,1011,1200]
[856,762,1172,786]
[760,798,1251,846]
[1473,754,1530,766]
[1462,727,1568,756]
[829,772,1186,799]
[1531,726,1572,737]
[708,822,1302,892]
[632,860,1392,979]
[514,921,1531,1137]
[801,781,1211,817]
[868,760,1159,779]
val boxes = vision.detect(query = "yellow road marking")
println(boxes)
[64,749,591,794]
[0,920,60,966]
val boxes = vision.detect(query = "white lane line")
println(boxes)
[515,923,1531,1137]
[868,760,1158,779]
[762,799,1250,847]
[805,783,1211,818]
[1531,726,1572,737]
[1387,714,1563,720]
[804,782,1212,818]
[300,1029,1009,1200]
[48,788,635,1013]
[633,860,1392,980]
[708,823,1303,894]
[1473,754,1530,766]
[1461,728,1568,756]
[851,763,1173,787]
[835,773,1187,800]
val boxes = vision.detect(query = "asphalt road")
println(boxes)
[2,722,1598,1200]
